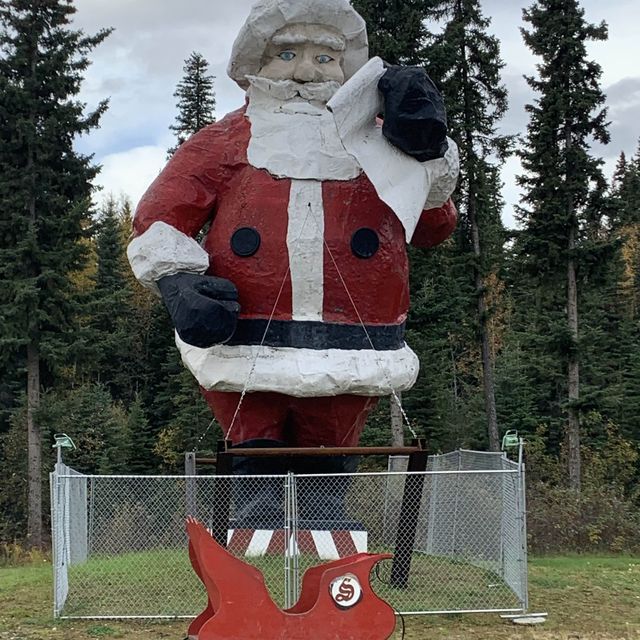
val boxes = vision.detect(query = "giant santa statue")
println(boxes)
[127,0,459,519]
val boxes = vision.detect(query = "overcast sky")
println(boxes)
[72,0,640,228]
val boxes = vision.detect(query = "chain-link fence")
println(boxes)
[50,450,527,619]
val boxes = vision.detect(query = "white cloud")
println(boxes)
[94,145,168,209]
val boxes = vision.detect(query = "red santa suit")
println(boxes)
[128,104,457,446]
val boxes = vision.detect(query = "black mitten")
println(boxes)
[378,65,449,162]
[157,273,240,348]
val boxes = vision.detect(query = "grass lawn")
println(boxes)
[54,549,521,617]
[0,555,638,639]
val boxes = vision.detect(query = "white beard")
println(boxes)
[245,76,361,181]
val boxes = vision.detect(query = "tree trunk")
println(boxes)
[565,114,581,492]
[457,1,500,452]
[479,295,500,451]
[470,200,500,451]
[567,226,581,492]
[26,34,42,544]
[27,342,42,547]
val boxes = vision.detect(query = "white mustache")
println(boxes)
[246,75,341,103]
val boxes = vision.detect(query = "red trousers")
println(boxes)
[201,390,378,447]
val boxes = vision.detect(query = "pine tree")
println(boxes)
[126,394,159,474]
[606,144,640,442]
[405,242,480,450]
[86,196,142,401]
[0,0,111,545]
[516,0,610,491]
[613,144,640,317]
[168,51,216,157]
[423,0,512,450]
[36,384,131,474]
[153,365,216,470]
[351,0,429,64]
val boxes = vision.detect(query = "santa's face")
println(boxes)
[258,24,346,86]
[244,22,358,180]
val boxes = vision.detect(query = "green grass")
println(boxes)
[59,548,521,617]
[1,555,639,639]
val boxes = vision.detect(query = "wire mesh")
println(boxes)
[51,452,527,619]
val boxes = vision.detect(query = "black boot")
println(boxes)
[231,440,289,530]
[295,455,364,531]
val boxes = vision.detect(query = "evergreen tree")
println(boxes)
[515,0,610,490]
[351,0,429,64]
[86,196,141,401]
[405,241,483,450]
[610,145,640,319]
[153,365,216,470]
[612,144,640,230]
[606,144,640,442]
[168,51,216,157]
[145,50,221,466]
[126,394,159,474]
[36,384,131,474]
[0,0,110,546]
[423,0,512,450]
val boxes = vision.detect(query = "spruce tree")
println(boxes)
[87,196,141,401]
[351,0,429,64]
[126,394,159,474]
[0,0,110,545]
[168,51,216,157]
[516,0,610,491]
[611,145,640,235]
[351,0,497,449]
[153,364,215,470]
[423,0,511,450]
[607,144,640,442]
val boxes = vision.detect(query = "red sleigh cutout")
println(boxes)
[186,518,396,640]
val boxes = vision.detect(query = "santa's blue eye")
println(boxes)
[278,51,296,61]
[317,54,334,64]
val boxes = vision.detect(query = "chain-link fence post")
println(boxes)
[284,472,300,609]
[185,452,197,517]
[518,440,529,611]
[50,466,59,617]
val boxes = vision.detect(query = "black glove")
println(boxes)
[378,65,449,162]
[157,273,240,348]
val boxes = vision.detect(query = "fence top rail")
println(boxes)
[54,468,520,480]
[453,449,508,456]
[199,446,422,461]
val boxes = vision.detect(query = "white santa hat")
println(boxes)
[228,0,369,90]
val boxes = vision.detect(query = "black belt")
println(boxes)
[226,319,406,351]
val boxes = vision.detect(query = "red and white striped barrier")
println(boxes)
[226,529,368,560]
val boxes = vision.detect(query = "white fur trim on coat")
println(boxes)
[126,221,210,295]
[176,334,420,398]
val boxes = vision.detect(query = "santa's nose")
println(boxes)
[293,58,320,83]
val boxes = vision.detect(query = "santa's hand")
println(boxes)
[378,65,449,162]
[157,273,240,348]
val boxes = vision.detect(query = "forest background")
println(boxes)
[1,0,639,555]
